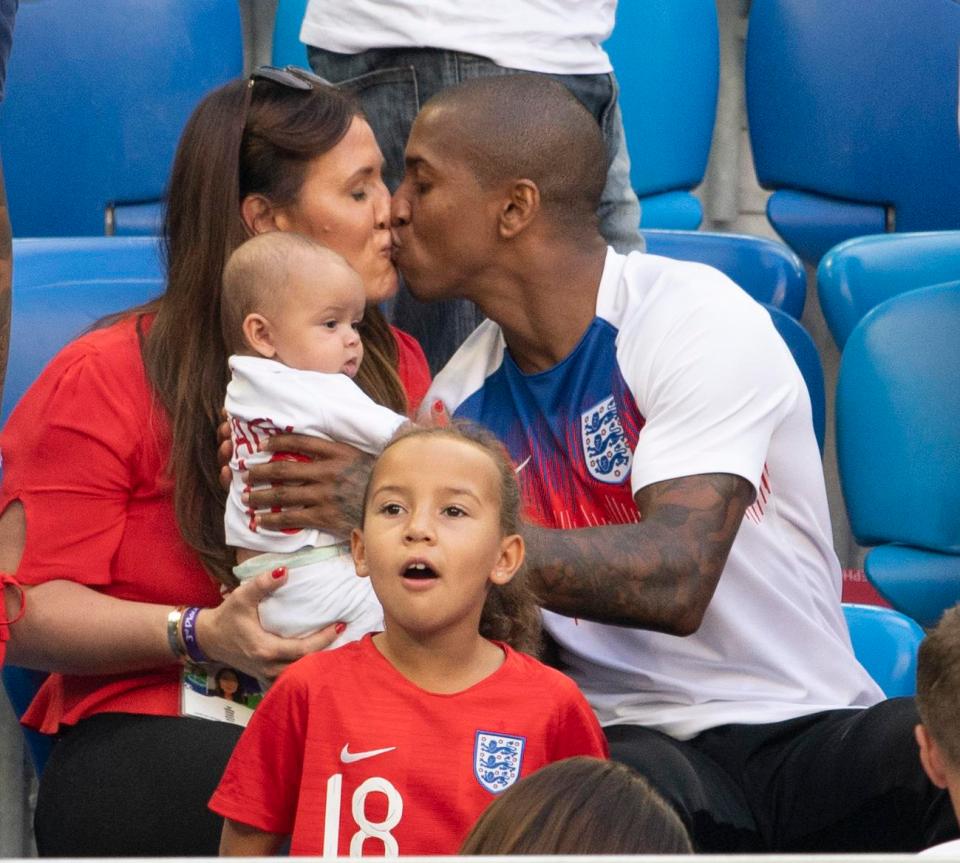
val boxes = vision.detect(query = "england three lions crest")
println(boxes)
[473,731,525,793]
[581,396,632,484]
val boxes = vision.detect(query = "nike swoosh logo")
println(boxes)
[340,744,397,764]
[515,456,532,474]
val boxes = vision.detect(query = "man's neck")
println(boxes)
[473,235,609,374]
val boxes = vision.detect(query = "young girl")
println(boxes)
[210,423,609,856]
[222,232,408,646]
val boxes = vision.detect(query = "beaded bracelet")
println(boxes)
[179,606,209,664]
[166,606,187,661]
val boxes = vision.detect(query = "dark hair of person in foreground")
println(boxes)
[460,756,693,855]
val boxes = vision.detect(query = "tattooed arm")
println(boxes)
[523,473,755,636]
[0,160,11,408]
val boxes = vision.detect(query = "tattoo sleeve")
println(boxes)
[523,473,756,635]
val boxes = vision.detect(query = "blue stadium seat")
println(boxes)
[604,0,719,229]
[817,231,960,349]
[2,237,165,776]
[842,603,923,698]
[764,306,825,454]
[2,237,165,424]
[836,283,960,628]
[0,1,243,238]
[642,230,806,319]
[272,0,310,67]
[745,0,960,265]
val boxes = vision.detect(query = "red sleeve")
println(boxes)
[0,332,147,587]
[390,326,431,416]
[552,681,610,761]
[209,665,310,834]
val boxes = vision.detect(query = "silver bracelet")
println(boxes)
[166,606,187,661]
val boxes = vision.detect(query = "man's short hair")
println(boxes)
[425,74,608,235]
[916,603,960,766]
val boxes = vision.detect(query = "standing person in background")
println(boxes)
[0,0,17,406]
[301,0,644,373]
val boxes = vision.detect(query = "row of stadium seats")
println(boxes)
[3,0,958,258]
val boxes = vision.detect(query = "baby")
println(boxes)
[222,231,407,647]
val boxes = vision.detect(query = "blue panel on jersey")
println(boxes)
[453,319,644,529]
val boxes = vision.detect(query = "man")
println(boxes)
[387,75,957,852]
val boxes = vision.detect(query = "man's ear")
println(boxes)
[240,193,282,236]
[916,724,951,789]
[241,313,278,359]
[351,527,370,578]
[490,533,525,586]
[497,179,540,240]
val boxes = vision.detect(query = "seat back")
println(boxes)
[642,229,806,319]
[605,1,719,229]
[745,0,960,264]
[0,0,243,237]
[764,306,825,454]
[272,0,310,67]
[837,283,960,627]
[817,231,960,349]
[837,283,960,553]
[2,238,165,424]
[842,603,923,698]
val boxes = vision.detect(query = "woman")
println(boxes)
[0,66,429,856]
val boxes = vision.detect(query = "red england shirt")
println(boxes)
[210,634,608,856]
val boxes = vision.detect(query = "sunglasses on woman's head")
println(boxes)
[248,65,333,90]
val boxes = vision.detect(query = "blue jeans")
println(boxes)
[309,46,645,373]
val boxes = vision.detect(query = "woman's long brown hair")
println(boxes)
[144,77,406,587]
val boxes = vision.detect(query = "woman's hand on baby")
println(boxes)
[245,434,373,539]
[195,567,341,681]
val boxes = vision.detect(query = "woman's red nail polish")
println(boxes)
[335,623,347,634]
[432,399,444,413]
[272,567,285,580]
